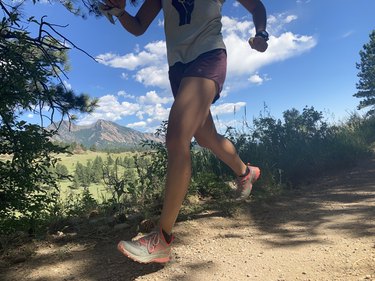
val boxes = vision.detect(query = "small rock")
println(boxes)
[88,210,100,219]
[13,255,27,264]
[98,225,111,232]
[114,223,130,230]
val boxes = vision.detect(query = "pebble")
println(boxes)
[114,223,130,230]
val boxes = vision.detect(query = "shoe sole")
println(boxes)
[117,241,171,264]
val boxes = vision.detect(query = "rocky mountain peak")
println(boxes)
[48,119,162,149]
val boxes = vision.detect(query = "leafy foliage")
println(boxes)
[0,2,97,233]
[354,30,375,116]
[229,107,371,187]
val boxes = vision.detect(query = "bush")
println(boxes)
[206,107,372,190]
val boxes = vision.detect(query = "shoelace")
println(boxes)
[138,231,161,253]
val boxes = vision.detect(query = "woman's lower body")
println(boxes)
[117,49,260,264]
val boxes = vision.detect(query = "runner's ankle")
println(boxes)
[162,228,173,244]
[239,166,250,177]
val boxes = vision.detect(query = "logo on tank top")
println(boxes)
[172,0,195,26]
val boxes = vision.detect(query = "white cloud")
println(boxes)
[134,65,170,89]
[127,121,147,129]
[138,91,173,105]
[266,14,298,35]
[220,86,230,98]
[211,102,247,116]
[223,14,317,78]
[140,104,170,121]
[97,40,169,89]
[78,95,140,125]
[222,17,253,37]
[133,103,170,130]
[27,113,34,118]
[78,91,172,129]
[96,52,156,70]
[117,90,135,99]
[143,41,167,57]
[248,74,263,85]
[285,15,298,23]
[213,117,241,133]
[96,40,166,70]
[341,30,354,39]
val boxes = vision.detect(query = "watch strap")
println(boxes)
[255,31,269,41]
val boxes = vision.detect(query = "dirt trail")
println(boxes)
[1,157,375,281]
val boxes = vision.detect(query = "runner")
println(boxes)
[99,0,268,264]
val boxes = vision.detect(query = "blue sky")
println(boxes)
[23,0,375,133]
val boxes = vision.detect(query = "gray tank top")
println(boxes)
[161,0,226,66]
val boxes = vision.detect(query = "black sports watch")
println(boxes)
[255,30,269,41]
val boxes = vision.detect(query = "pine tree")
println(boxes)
[354,30,375,116]
[55,163,70,180]
[0,1,97,231]
[92,156,104,183]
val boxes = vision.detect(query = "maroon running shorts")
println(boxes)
[168,48,227,104]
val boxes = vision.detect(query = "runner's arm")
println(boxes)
[237,0,268,52]
[237,0,267,33]
[108,0,162,36]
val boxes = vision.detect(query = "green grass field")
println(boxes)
[57,151,134,173]
[0,150,142,203]
[57,151,136,202]
[58,181,111,202]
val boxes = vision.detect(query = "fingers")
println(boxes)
[105,0,125,9]
[105,0,115,7]
[248,37,268,53]
[98,0,125,23]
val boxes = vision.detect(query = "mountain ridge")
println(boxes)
[48,119,162,149]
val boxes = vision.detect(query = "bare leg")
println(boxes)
[159,77,217,234]
[194,112,247,176]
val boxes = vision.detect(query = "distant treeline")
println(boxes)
[53,141,153,153]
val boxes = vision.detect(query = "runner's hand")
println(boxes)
[98,0,126,24]
[105,0,126,10]
[249,36,268,53]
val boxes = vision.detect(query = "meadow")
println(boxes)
[56,151,135,201]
